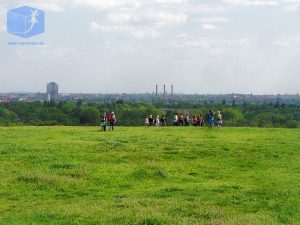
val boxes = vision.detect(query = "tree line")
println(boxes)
[0,100,299,128]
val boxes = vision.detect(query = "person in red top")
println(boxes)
[192,115,197,126]
[178,113,184,126]
[108,112,116,131]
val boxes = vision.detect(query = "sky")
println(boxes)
[0,0,299,94]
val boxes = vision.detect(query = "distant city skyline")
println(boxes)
[0,84,299,95]
[0,0,299,94]
[0,82,298,95]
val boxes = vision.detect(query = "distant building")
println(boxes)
[47,82,59,101]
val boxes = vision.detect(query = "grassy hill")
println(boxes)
[0,126,299,225]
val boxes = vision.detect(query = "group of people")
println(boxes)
[145,110,223,128]
[100,110,223,130]
[144,115,167,126]
[100,112,117,132]
[208,110,223,128]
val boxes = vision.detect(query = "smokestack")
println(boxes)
[163,84,166,96]
[171,85,174,96]
[156,84,158,95]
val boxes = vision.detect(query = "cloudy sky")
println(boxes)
[0,0,299,94]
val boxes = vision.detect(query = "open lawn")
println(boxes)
[0,126,299,225]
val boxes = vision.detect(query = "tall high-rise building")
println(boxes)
[163,84,166,95]
[156,84,158,95]
[171,85,174,96]
[47,82,59,101]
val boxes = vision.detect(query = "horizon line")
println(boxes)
[1,92,300,96]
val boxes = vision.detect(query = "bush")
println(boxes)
[286,120,298,128]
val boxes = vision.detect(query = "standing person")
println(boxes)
[196,115,201,126]
[208,110,215,128]
[108,112,116,131]
[178,113,184,126]
[145,116,149,126]
[148,115,154,126]
[199,114,204,127]
[100,112,107,132]
[160,115,166,126]
[173,113,178,126]
[184,114,190,126]
[192,115,197,126]
[217,111,223,128]
[156,115,160,126]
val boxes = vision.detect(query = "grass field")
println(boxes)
[0,126,299,225]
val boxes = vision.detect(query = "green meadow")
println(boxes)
[0,126,299,225]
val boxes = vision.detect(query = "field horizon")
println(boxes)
[0,126,299,225]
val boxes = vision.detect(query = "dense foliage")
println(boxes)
[0,100,299,128]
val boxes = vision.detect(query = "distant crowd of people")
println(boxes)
[144,115,167,127]
[100,110,223,131]
[145,110,223,128]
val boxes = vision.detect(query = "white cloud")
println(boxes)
[73,0,141,10]
[224,0,279,7]
[90,22,160,39]
[155,0,186,4]
[169,38,219,49]
[237,38,251,48]
[73,0,186,9]
[20,0,69,12]
[207,48,225,56]
[201,23,219,31]
[186,4,226,14]
[87,0,190,41]
[169,38,253,51]
[106,11,188,26]
[283,3,299,11]
[175,33,187,38]
[274,40,291,47]
[274,36,300,48]
[0,5,7,33]
[86,0,188,41]
[191,17,230,24]
[106,13,139,23]
[0,26,6,33]
[223,0,300,12]
[27,2,65,12]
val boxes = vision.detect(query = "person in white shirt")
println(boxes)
[145,116,149,126]
[173,113,178,126]
[156,115,160,126]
